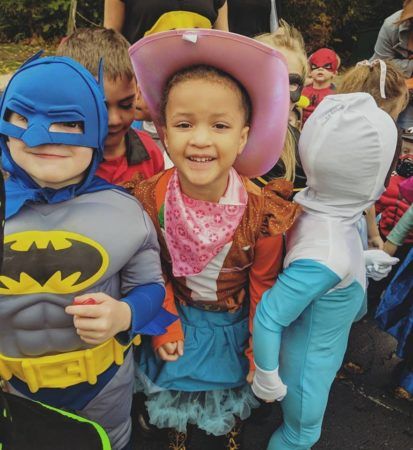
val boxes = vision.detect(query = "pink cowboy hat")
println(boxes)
[129,29,289,177]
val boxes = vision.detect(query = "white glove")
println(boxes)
[364,249,399,281]
[252,364,287,402]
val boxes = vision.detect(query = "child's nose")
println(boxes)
[190,126,212,147]
[108,108,122,127]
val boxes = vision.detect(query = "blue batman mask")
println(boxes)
[0,54,121,218]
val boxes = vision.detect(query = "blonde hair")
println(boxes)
[255,20,308,80]
[254,20,308,182]
[56,28,135,82]
[337,61,409,118]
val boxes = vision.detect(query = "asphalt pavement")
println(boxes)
[132,304,413,450]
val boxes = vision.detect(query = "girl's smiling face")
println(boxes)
[163,78,249,202]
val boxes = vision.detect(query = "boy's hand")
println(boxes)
[65,293,132,345]
[156,340,184,361]
[246,369,255,384]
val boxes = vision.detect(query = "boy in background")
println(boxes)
[302,48,340,123]
[376,127,413,244]
[57,28,164,184]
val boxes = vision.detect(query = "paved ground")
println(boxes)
[131,298,413,450]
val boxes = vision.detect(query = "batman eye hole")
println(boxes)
[5,109,28,129]
[49,121,84,134]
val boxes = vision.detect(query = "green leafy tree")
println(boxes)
[280,0,403,63]
[0,0,405,59]
[0,0,69,41]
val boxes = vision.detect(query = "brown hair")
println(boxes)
[254,21,308,182]
[56,28,135,82]
[337,60,409,118]
[160,65,252,125]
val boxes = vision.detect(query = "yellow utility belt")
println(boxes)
[0,335,141,393]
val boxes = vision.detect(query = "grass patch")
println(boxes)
[0,41,56,75]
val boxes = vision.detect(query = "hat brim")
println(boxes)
[129,29,289,178]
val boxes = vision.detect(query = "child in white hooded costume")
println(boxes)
[252,93,399,450]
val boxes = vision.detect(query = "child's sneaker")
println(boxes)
[394,386,413,401]
[168,429,187,450]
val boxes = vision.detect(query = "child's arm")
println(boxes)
[152,278,185,361]
[213,1,229,31]
[246,234,284,379]
[252,259,341,401]
[373,20,413,77]
[384,204,413,256]
[246,179,301,380]
[104,0,125,31]
[66,208,175,345]
[115,211,174,341]
[365,205,383,249]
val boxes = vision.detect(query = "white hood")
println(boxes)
[295,93,398,220]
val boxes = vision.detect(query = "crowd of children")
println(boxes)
[0,13,412,450]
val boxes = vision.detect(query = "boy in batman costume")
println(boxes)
[0,97,108,450]
[0,55,175,450]
[0,60,109,450]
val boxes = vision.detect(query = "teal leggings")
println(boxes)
[266,293,362,449]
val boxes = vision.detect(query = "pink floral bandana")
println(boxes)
[164,168,248,277]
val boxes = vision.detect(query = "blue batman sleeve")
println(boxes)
[116,201,176,343]
[117,283,176,343]
[253,259,341,371]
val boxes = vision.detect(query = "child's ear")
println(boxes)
[238,126,249,155]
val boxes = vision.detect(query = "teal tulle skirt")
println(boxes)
[134,303,259,435]
[136,375,258,435]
